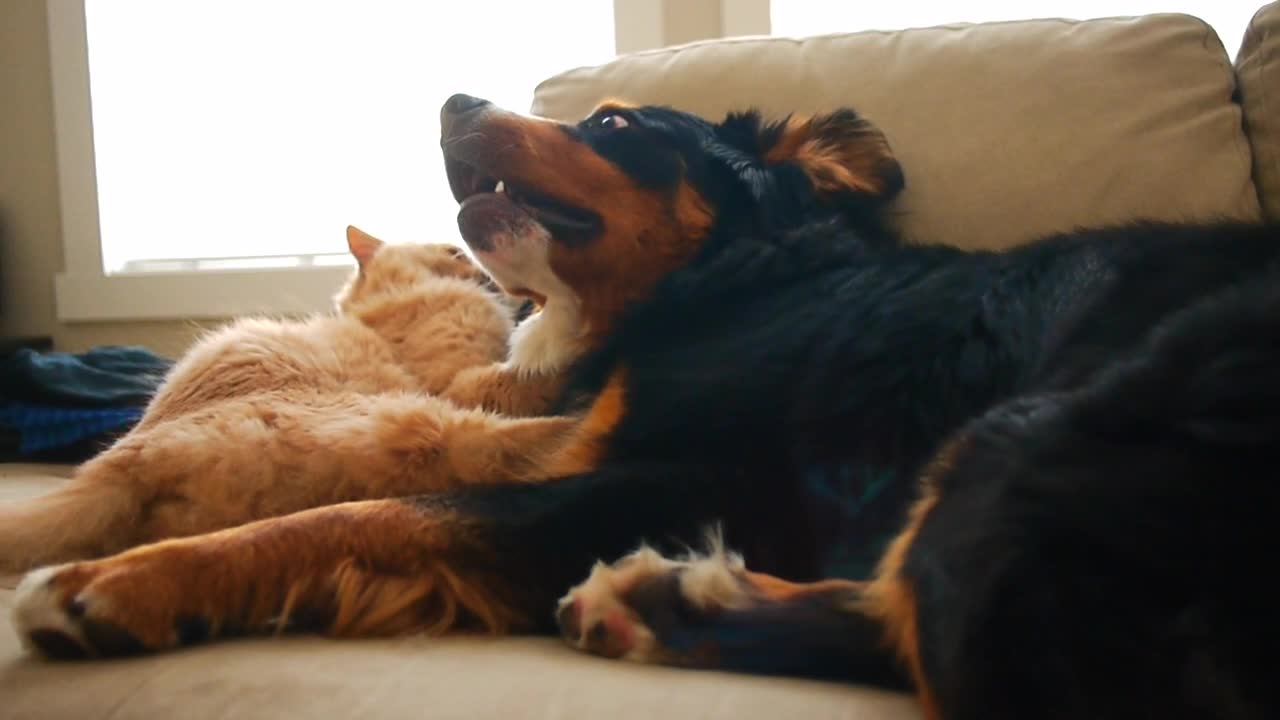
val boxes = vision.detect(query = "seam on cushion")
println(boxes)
[1252,10,1279,217]
[1202,17,1262,218]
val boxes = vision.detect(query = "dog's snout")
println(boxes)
[442,93,490,117]
[441,94,494,139]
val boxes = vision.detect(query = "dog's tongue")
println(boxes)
[456,193,529,251]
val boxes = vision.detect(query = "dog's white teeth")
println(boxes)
[494,180,506,194]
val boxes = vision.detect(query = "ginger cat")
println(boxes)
[0,227,576,573]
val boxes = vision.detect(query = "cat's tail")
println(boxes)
[0,457,144,575]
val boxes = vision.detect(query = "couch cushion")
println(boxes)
[534,14,1261,251]
[0,467,921,720]
[1237,2,1280,219]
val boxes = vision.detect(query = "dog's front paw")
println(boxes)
[12,554,210,660]
[555,535,758,666]
[556,530,870,677]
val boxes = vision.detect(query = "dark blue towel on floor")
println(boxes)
[0,345,172,459]
[0,403,144,454]
[0,345,172,408]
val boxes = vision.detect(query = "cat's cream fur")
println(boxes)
[0,227,578,573]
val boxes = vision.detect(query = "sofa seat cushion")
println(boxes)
[534,14,1261,251]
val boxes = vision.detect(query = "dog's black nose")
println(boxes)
[442,93,490,116]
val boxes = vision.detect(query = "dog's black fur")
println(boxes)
[906,270,1280,719]
[438,102,1280,718]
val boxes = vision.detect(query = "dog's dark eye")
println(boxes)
[596,114,629,130]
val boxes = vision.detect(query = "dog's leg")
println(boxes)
[11,463,731,659]
[12,499,518,657]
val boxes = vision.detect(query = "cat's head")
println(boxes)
[333,225,508,313]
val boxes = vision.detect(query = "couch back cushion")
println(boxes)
[1237,2,1280,219]
[533,14,1261,251]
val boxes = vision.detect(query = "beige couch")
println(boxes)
[4,4,1280,718]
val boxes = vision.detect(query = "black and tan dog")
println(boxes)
[13,94,1280,719]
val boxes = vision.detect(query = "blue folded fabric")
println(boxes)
[0,345,172,459]
[0,402,144,454]
[0,345,172,408]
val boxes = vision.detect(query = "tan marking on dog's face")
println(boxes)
[543,180,713,345]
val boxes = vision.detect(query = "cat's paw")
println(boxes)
[12,556,210,660]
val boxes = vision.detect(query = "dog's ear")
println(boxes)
[718,108,903,205]
[711,110,782,202]
[764,109,904,202]
[346,225,384,269]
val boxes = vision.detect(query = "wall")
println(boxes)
[0,0,218,356]
[0,0,65,345]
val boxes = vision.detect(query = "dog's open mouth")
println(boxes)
[444,154,599,244]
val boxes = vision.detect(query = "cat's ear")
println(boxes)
[346,225,385,268]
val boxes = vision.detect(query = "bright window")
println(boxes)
[770,2,1256,57]
[82,1,615,273]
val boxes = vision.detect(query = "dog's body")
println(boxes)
[550,219,1280,584]
[10,96,1278,718]
[558,220,1280,719]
